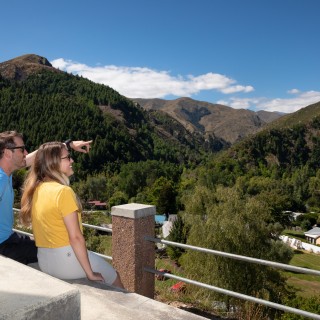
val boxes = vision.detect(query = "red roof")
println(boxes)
[88,200,107,206]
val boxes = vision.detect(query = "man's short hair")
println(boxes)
[0,131,23,159]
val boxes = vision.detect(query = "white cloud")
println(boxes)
[50,58,69,70]
[218,91,320,113]
[288,88,300,94]
[51,58,254,98]
[217,97,264,110]
[257,91,320,113]
[50,58,320,114]
[221,85,254,94]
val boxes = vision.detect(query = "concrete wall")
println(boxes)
[0,255,80,320]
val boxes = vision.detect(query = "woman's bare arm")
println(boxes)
[63,212,104,282]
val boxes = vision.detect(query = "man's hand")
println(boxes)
[70,140,93,153]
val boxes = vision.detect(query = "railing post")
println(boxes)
[111,203,156,298]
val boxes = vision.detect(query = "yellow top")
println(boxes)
[31,181,81,248]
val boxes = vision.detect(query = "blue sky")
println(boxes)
[1,0,320,113]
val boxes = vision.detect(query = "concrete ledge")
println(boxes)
[29,263,208,319]
[0,256,80,320]
[67,278,208,320]
[1,256,207,319]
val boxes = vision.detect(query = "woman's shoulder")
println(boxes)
[41,181,73,193]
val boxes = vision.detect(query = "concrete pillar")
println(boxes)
[111,203,156,298]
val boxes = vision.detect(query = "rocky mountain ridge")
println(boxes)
[133,98,284,144]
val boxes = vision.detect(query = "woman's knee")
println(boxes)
[111,272,124,289]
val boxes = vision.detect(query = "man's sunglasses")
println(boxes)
[7,146,26,152]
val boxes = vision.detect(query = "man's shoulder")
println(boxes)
[0,168,10,200]
[0,169,8,186]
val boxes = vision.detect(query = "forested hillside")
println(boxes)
[189,102,320,214]
[0,65,208,177]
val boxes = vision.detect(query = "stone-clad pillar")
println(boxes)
[111,203,156,298]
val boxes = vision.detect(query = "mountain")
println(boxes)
[133,98,284,144]
[0,54,61,80]
[256,110,285,123]
[215,100,320,176]
[0,54,208,175]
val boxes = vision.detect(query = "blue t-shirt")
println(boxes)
[0,167,14,243]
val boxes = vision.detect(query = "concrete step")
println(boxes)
[0,256,80,320]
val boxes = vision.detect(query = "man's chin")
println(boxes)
[19,161,26,168]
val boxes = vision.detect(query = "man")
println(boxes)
[0,131,92,264]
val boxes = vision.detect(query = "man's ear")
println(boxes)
[3,148,12,159]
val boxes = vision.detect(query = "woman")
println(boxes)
[20,142,123,288]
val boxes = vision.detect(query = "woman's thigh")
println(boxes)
[38,246,117,284]
[38,246,86,279]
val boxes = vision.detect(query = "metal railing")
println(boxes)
[82,223,112,233]
[12,208,320,319]
[146,237,320,276]
[145,236,320,320]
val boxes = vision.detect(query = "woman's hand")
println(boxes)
[70,140,93,153]
[87,272,105,282]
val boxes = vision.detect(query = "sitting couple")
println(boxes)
[0,131,122,288]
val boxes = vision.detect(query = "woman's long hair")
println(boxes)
[20,142,70,225]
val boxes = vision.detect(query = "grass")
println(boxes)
[154,256,190,302]
[154,255,225,319]
[289,250,320,271]
[281,229,306,241]
[281,230,320,297]
[283,249,320,298]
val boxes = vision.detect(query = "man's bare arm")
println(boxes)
[25,140,93,167]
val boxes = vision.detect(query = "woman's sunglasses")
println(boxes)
[61,154,72,160]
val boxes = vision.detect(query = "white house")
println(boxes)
[162,214,178,238]
[304,227,320,245]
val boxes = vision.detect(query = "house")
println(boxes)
[87,200,107,210]
[304,227,320,245]
[284,210,304,221]
[162,214,178,238]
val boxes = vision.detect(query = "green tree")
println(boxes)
[307,169,320,211]
[180,185,292,314]
[281,295,320,319]
[73,174,107,205]
[150,177,177,218]
[109,191,128,207]
[296,213,318,230]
